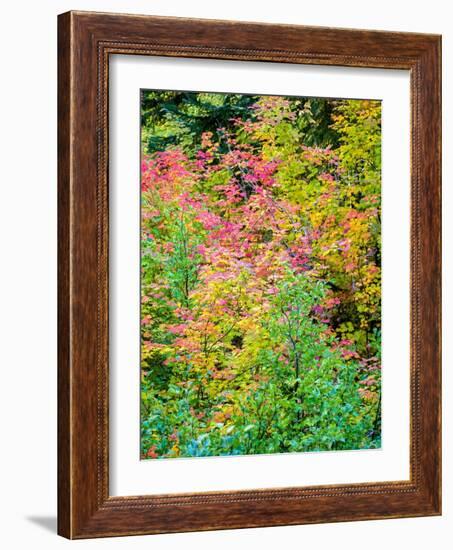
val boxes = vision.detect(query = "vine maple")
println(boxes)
[140,92,381,458]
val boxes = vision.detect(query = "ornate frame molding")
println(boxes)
[58,11,441,538]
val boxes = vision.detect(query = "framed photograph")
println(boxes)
[58,11,441,539]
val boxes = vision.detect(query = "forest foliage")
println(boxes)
[140,91,382,459]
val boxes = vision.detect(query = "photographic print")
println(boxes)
[140,90,382,460]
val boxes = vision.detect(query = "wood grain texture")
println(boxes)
[57,10,72,538]
[57,10,441,539]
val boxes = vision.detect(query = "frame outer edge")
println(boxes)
[425,35,442,514]
[57,11,73,540]
[437,34,442,516]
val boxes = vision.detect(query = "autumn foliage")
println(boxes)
[140,92,381,459]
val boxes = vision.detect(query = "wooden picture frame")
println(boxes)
[58,10,441,539]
